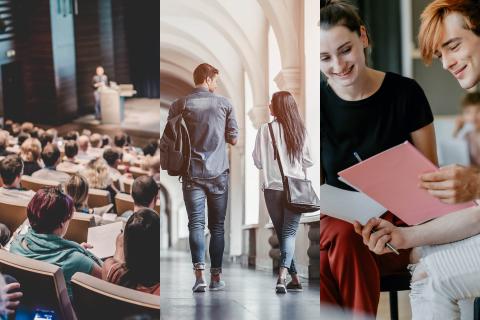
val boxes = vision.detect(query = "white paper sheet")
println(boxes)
[87,221,123,259]
[320,184,387,225]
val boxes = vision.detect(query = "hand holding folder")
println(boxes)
[338,141,476,226]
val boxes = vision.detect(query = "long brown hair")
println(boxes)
[271,91,306,164]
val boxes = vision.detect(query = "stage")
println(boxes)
[54,98,160,147]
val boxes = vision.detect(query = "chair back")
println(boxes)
[87,188,111,208]
[20,175,60,192]
[115,193,134,215]
[129,167,149,179]
[71,272,159,319]
[0,249,76,319]
[123,177,134,194]
[65,212,94,244]
[0,199,28,233]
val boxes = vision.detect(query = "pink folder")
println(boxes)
[338,141,476,225]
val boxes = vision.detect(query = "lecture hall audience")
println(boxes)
[0,120,160,317]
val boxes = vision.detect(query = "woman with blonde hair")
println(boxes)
[81,158,118,206]
[20,138,42,176]
[65,174,90,213]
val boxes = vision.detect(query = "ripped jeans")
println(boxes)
[409,233,480,320]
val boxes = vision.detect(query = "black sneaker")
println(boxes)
[275,278,287,294]
[286,281,303,292]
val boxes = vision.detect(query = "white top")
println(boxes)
[252,120,314,191]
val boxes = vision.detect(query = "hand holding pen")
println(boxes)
[353,218,403,255]
[353,152,400,255]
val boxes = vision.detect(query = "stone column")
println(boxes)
[247,104,270,129]
[273,67,302,112]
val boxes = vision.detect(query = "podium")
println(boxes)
[99,84,136,124]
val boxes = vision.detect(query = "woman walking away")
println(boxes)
[253,91,314,293]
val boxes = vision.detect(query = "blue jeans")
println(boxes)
[182,171,229,273]
[264,189,301,275]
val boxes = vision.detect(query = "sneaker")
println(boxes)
[275,278,287,294]
[286,281,303,292]
[192,278,207,292]
[209,279,226,291]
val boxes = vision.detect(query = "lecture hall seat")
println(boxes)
[0,249,76,320]
[71,272,159,319]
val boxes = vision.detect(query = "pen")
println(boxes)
[353,151,400,255]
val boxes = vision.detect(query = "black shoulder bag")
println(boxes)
[268,122,320,214]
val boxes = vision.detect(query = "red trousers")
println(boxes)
[320,213,411,316]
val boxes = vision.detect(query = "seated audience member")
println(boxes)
[16,132,30,150]
[81,158,118,203]
[76,135,95,161]
[3,120,13,136]
[65,174,111,224]
[20,138,42,176]
[102,208,159,295]
[39,131,54,149]
[0,155,35,202]
[141,155,160,186]
[88,133,103,158]
[102,148,123,189]
[63,130,79,141]
[32,143,70,184]
[142,140,158,157]
[113,133,127,149]
[101,135,111,148]
[29,127,40,139]
[0,131,13,157]
[46,128,58,143]
[90,133,102,148]
[9,187,102,298]
[81,129,91,137]
[114,132,136,163]
[65,174,89,214]
[121,176,159,219]
[10,123,20,138]
[56,140,82,173]
[20,122,33,135]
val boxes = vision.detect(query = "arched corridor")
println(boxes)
[160,0,320,318]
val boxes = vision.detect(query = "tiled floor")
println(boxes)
[160,250,320,320]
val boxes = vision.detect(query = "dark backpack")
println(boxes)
[160,99,191,176]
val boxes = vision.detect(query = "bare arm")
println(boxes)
[403,205,480,247]
[354,205,480,254]
[90,263,103,279]
[410,123,438,166]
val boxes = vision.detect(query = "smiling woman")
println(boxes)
[319,0,438,317]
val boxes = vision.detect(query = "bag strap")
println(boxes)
[268,122,286,181]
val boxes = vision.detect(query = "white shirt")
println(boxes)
[252,120,314,191]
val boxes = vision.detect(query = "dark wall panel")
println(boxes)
[74,0,114,115]
[14,0,56,123]
[112,1,130,84]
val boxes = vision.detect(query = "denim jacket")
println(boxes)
[168,87,239,179]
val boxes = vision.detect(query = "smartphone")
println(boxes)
[33,309,56,320]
